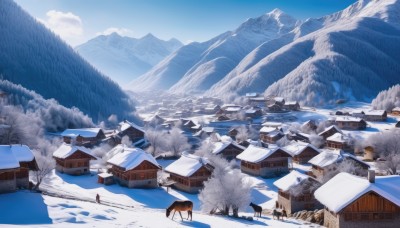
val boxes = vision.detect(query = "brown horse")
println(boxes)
[166,200,193,221]
[249,202,262,217]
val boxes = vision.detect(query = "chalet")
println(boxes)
[224,106,242,115]
[114,120,145,143]
[97,172,114,185]
[245,108,262,118]
[274,171,322,214]
[53,143,97,175]
[204,105,221,114]
[217,115,230,121]
[271,97,285,106]
[107,146,161,188]
[236,145,291,178]
[364,110,387,122]
[228,128,238,139]
[267,103,283,112]
[314,172,400,228]
[211,140,246,161]
[308,149,369,182]
[319,125,342,140]
[302,120,317,131]
[259,127,284,143]
[335,116,367,130]
[351,111,365,119]
[283,101,300,111]
[262,122,282,128]
[289,132,311,143]
[165,153,214,193]
[61,128,106,147]
[391,107,400,116]
[248,97,267,107]
[326,133,352,151]
[283,141,320,164]
[0,145,38,193]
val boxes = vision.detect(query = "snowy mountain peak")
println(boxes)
[268,8,285,17]
[141,33,158,40]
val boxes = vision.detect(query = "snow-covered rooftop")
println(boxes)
[318,125,342,136]
[284,101,298,105]
[260,126,279,134]
[98,172,113,178]
[225,107,242,112]
[118,121,144,133]
[308,149,343,168]
[236,145,285,163]
[365,110,386,116]
[165,153,211,177]
[0,145,35,170]
[61,128,103,138]
[212,140,245,155]
[314,172,400,213]
[203,127,215,133]
[274,97,285,103]
[335,116,364,122]
[283,141,320,156]
[326,132,347,143]
[53,143,95,159]
[273,170,310,192]
[262,122,282,127]
[107,147,160,170]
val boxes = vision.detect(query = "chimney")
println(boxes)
[368,170,375,183]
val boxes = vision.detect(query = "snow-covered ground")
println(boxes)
[0,169,316,227]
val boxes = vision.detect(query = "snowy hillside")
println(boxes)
[0,0,135,121]
[128,9,298,93]
[208,0,400,106]
[76,33,183,85]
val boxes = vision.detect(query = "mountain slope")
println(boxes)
[76,33,183,85]
[128,9,298,93]
[0,0,135,121]
[208,0,400,105]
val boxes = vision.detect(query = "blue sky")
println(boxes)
[15,0,357,46]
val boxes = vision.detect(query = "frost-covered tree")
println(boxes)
[145,128,167,156]
[366,129,400,157]
[321,159,366,183]
[377,152,400,175]
[194,140,215,157]
[199,168,252,217]
[309,134,325,148]
[166,127,190,157]
[371,84,400,111]
[276,135,291,147]
[235,125,249,142]
[31,150,55,190]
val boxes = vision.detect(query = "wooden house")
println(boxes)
[364,110,387,122]
[183,120,196,131]
[267,104,283,112]
[245,108,262,118]
[308,149,369,182]
[391,107,400,116]
[228,128,238,139]
[204,105,221,114]
[61,128,106,147]
[248,97,267,107]
[283,101,300,111]
[165,153,214,193]
[236,145,291,178]
[335,116,367,130]
[351,111,365,119]
[114,120,145,143]
[363,146,377,161]
[318,125,342,140]
[211,140,246,161]
[274,171,322,214]
[97,172,114,185]
[314,171,400,228]
[283,141,320,164]
[53,143,97,175]
[0,145,38,193]
[326,133,352,150]
[259,126,284,143]
[302,120,317,131]
[107,146,161,188]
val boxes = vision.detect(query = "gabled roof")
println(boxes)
[365,110,387,116]
[326,132,348,143]
[260,126,279,134]
[107,146,160,171]
[392,107,400,112]
[314,172,400,213]
[236,145,289,163]
[308,149,369,169]
[212,141,246,155]
[165,153,212,177]
[53,143,96,159]
[335,116,365,123]
[273,170,310,192]
[61,128,103,138]
[0,145,36,170]
[117,120,144,133]
[283,141,320,156]
[318,125,342,136]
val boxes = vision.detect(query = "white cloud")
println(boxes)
[96,27,134,37]
[38,10,83,44]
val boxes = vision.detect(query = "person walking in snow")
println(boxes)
[96,193,100,204]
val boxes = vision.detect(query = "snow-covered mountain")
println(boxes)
[208,0,400,105]
[76,33,183,85]
[128,9,299,93]
[0,0,135,121]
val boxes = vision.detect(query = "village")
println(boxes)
[1,92,400,228]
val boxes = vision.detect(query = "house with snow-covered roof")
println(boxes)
[283,141,320,164]
[106,146,161,188]
[391,107,400,116]
[211,139,246,161]
[308,149,369,182]
[335,116,367,130]
[326,132,352,151]
[236,145,291,178]
[115,120,145,143]
[364,110,387,122]
[274,170,322,214]
[283,101,300,111]
[165,153,214,193]
[259,126,284,143]
[53,143,97,175]
[61,128,106,147]
[318,125,342,140]
[314,171,400,228]
[0,145,38,193]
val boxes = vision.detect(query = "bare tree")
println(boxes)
[31,150,55,191]
[377,152,400,175]
[166,127,190,157]
[145,128,167,156]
